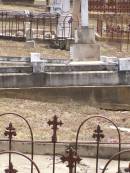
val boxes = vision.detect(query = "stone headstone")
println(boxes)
[25,40,35,48]
[26,29,33,41]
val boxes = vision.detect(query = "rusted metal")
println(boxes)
[4,123,17,173]
[102,149,130,173]
[5,162,18,173]
[48,115,63,173]
[0,151,40,173]
[0,113,34,173]
[124,163,130,172]
[0,114,127,173]
[75,115,121,173]
[96,14,130,51]
[0,10,75,43]
[92,125,104,173]
[89,0,130,13]
[61,146,81,173]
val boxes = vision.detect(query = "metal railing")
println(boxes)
[89,0,130,13]
[0,113,129,173]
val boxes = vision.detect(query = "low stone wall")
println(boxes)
[1,86,130,110]
[0,71,130,88]
[0,140,129,159]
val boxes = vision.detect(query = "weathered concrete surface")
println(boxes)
[71,44,100,61]
[0,140,130,160]
[0,153,128,173]
[75,27,95,44]
[45,71,119,86]
[32,61,118,73]
[0,71,130,88]
[0,66,32,73]
[0,56,30,62]
[44,62,118,72]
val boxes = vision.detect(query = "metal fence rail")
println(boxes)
[96,14,130,50]
[89,0,130,13]
[0,10,75,42]
[0,113,129,173]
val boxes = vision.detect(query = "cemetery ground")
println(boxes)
[0,89,130,143]
[0,40,130,58]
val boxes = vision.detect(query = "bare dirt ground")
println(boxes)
[0,89,129,143]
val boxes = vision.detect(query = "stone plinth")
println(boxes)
[119,58,130,71]
[72,27,100,61]
[75,27,95,44]
[71,44,100,61]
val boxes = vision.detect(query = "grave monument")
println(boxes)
[71,0,100,61]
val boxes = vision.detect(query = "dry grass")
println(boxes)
[0,39,130,58]
[0,3,46,13]
[0,40,69,58]
[0,89,129,143]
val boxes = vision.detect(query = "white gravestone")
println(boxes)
[31,53,41,62]
[119,58,130,71]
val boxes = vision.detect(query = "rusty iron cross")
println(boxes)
[60,146,81,173]
[47,115,63,143]
[4,123,17,140]
[92,125,104,142]
[5,162,18,173]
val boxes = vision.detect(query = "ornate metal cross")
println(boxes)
[5,162,18,173]
[47,115,63,143]
[92,124,104,173]
[4,123,17,173]
[4,122,17,140]
[48,115,63,173]
[61,146,81,173]
[92,124,104,142]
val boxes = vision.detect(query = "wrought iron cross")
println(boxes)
[60,146,81,173]
[5,162,17,173]
[4,122,17,140]
[47,115,63,143]
[92,124,104,142]
[92,124,104,173]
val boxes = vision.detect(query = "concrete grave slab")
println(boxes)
[119,58,130,71]
[70,44,100,61]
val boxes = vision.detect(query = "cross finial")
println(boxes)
[61,146,81,173]
[4,123,17,140]
[92,125,104,142]
[5,162,18,173]
[47,115,63,142]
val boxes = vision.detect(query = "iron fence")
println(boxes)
[0,10,75,42]
[89,0,130,13]
[96,14,130,50]
[0,113,130,173]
